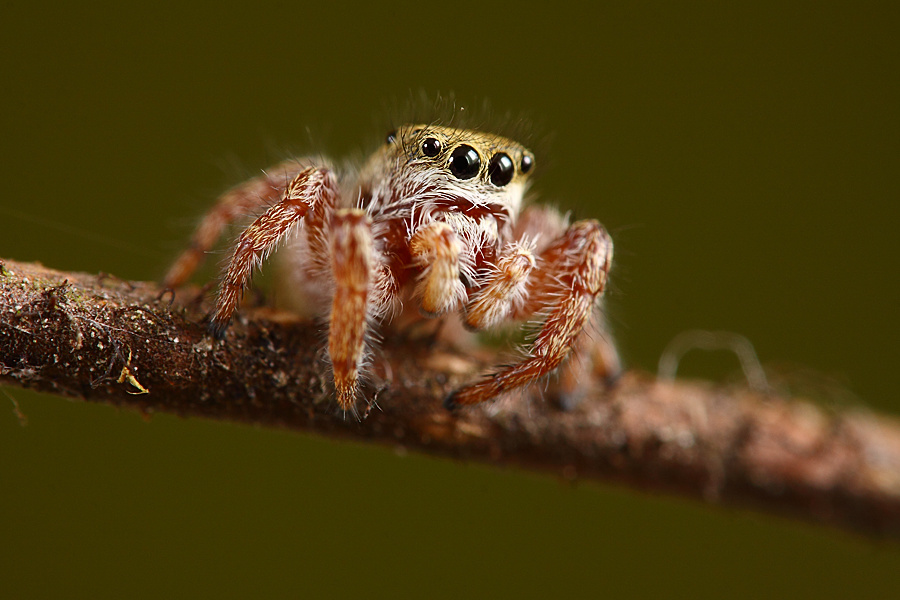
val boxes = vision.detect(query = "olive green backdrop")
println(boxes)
[2,2,898,598]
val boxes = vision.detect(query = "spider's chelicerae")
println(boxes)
[164,124,620,412]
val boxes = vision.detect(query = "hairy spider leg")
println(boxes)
[209,167,339,337]
[163,158,313,288]
[463,241,536,330]
[409,221,467,316]
[328,209,378,412]
[513,206,621,402]
[541,308,622,408]
[445,219,613,408]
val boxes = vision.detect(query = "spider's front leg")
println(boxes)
[328,209,388,412]
[446,220,614,409]
[209,166,338,336]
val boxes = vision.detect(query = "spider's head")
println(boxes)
[372,124,535,215]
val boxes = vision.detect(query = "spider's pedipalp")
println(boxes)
[410,221,467,316]
[209,166,338,336]
[464,241,536,330]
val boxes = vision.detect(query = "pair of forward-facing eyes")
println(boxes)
[386,131,533,187]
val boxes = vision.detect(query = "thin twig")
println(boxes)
[1,258,898,539]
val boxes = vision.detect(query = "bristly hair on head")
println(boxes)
[375,90,548,159]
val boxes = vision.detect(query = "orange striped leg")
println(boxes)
[464,241,536,330]
[513,206,621,403]
[410,221,467,316]
[328,209,376,412]
[163,158,313,288]
[209,167,338,336]
[446,220,613,409]
[547,309,622,408]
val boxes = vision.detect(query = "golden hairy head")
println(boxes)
[385,124,535,189]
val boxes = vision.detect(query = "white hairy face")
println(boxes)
[358,124,535,220]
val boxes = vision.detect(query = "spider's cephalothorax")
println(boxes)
[164,124,620,413]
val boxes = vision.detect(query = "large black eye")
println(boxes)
[520,154,533,174]
[386,130,397,144]
[488,153,514,186]
[449,145,481,180]
[422,137,441,157]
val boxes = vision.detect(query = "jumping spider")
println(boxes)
[164,124,620,412]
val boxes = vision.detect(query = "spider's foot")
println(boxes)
[443,391,461,412]
[208,319,229,340]
[547,386,588,412]
[602,368,623,390]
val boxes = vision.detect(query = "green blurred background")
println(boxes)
[2,2,898,598]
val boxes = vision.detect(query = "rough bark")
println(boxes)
[1,258,898,539]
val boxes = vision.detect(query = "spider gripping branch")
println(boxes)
[166,124,622,414]
[1,258,899,539]
[6,123,893,538]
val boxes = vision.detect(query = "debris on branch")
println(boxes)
[1,258,898,539]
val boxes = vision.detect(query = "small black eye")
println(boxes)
[422,137,441,157]
[386,130,397,144]
[520,154,533,174]
[488,153,515,187]
[449,145,481,180]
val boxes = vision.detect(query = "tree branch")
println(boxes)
[1,258,898,539]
